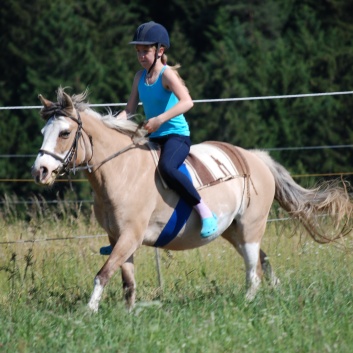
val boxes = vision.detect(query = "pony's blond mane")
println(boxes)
[100,114,146,140]
[50,87,147,140]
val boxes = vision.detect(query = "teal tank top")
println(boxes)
[138,66,190,138]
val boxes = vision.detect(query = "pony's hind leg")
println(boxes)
[260,249,280,287]
[222,220,268,301]
[121,255,136,311]
[238,241,262,301]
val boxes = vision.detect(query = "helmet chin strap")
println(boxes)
[148,43,162,74]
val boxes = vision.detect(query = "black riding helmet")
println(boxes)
[129,21,170,49]
[129,21,170,73]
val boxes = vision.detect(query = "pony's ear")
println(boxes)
[62,91,74,111]
[38,94,57,121]
[38,94,54,108]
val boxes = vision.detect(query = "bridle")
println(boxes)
[39,110,147,176]
[39,110,92,176]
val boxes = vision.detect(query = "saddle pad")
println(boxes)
[148,141,247,190]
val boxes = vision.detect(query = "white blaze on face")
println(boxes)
[33,116,71,172]
[41,116,71,156]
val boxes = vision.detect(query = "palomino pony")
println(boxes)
[32,88,353,312]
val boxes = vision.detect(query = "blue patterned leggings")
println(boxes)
[149,134,201,206]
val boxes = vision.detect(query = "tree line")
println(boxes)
[1,0,353,199]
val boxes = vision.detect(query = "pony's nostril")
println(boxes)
[40,166,48,179]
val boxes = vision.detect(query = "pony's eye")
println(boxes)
[59,130,71,139]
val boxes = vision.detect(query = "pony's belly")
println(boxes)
[145,179,245,250]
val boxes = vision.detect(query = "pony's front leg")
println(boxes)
[121,255,136,311]
[88,277,105,313]
[88,235,140,312]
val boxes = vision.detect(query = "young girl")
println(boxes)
[100,21,217,255]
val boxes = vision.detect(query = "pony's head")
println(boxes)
[32,88,91,185]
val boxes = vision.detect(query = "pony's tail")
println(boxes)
[251,150,353,244]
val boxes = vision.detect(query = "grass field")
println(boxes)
[0,202,352,353]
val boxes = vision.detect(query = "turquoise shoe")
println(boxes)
[100,245,113,255]
[201,214,218,238]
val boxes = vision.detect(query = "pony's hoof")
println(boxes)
[201,214,218,238]
[100,245,113,255]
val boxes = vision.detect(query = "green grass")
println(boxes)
[0,209,352,353]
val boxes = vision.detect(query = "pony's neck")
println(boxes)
[74,110,157,211]
[79,110,136,189]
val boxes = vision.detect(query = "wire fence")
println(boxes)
[0,217,292,245]
[1,90,353,110]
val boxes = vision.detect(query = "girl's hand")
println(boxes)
[145,116,162,133]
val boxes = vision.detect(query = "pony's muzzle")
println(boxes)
[31,165,48,184]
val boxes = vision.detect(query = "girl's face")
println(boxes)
[135,45,164,69]
[135,45,156,68]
